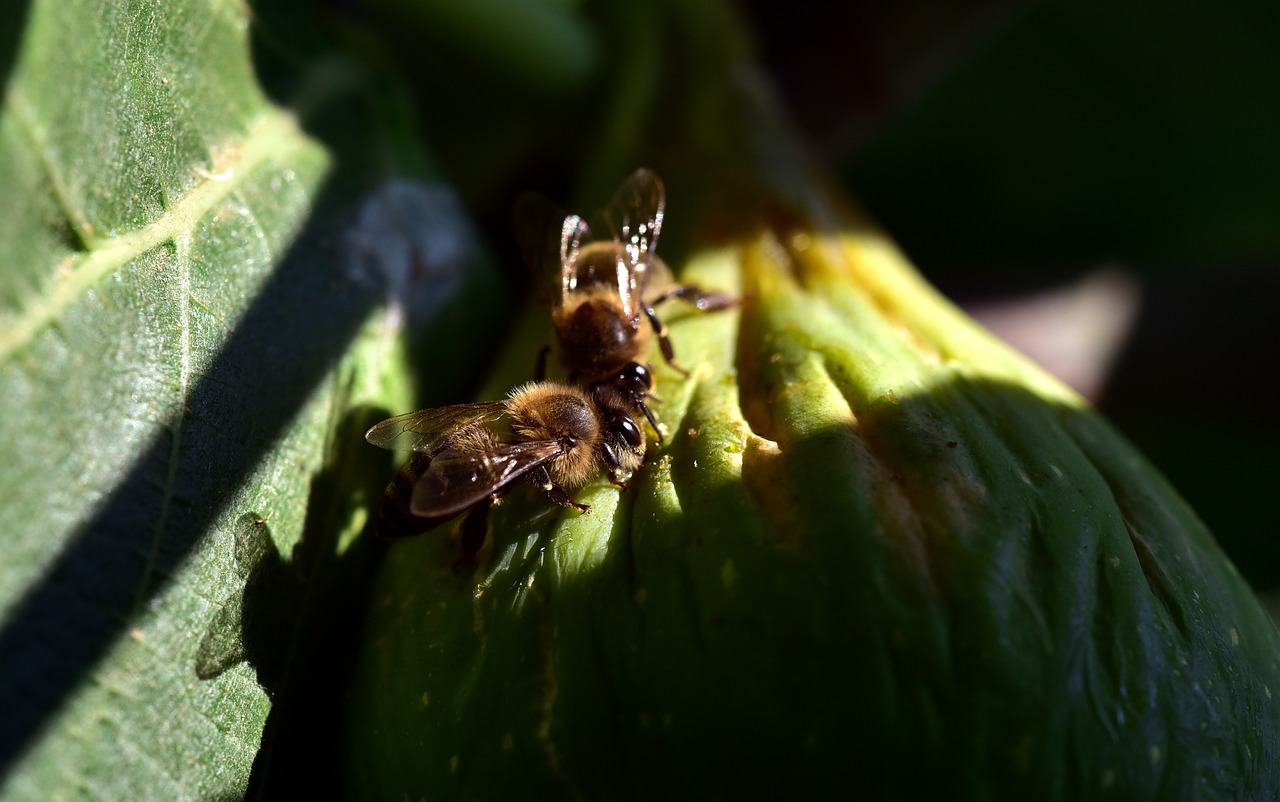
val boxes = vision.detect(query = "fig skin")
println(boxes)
[345,232,1280,800]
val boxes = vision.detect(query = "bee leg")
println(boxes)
[531,466,590,513]
[599,443,630,491]
[648,284,738,312]
[451,501,492,572]
[533,344,551,381]
[638,400,662,447]
[645,285,738,374]
[642,304,690,377]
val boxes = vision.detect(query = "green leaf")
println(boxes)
[0,1,503,798]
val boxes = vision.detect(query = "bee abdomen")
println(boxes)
[557,297,645,378]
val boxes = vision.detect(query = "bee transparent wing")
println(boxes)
[513,192,590,313]
[410,440,566,518]
[601,168,665,321]
[364,402,507,453]
[559,214,590,298]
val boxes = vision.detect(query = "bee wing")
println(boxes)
[600,168,665,321]
[513,192,591,313]
[410,440,566,518]
[364,401,508,453]
[558,214,591,301]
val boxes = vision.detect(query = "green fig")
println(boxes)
[344,207,1280,798]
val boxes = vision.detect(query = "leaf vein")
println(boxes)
[0,109,321,365]
[132,231,193,616]
[7,87,96,246]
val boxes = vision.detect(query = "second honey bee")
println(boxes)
[364,376,652,543]
[516,168,735,439]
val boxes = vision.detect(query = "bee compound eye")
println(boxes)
[617,362,652,396]
[633,363,653,390]
[617,416,643,448]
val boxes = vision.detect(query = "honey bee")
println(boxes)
[366,170,728,550]
[364,379,649,544]
[516,168,734,440]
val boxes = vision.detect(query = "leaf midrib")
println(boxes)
[0,106,321,363]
